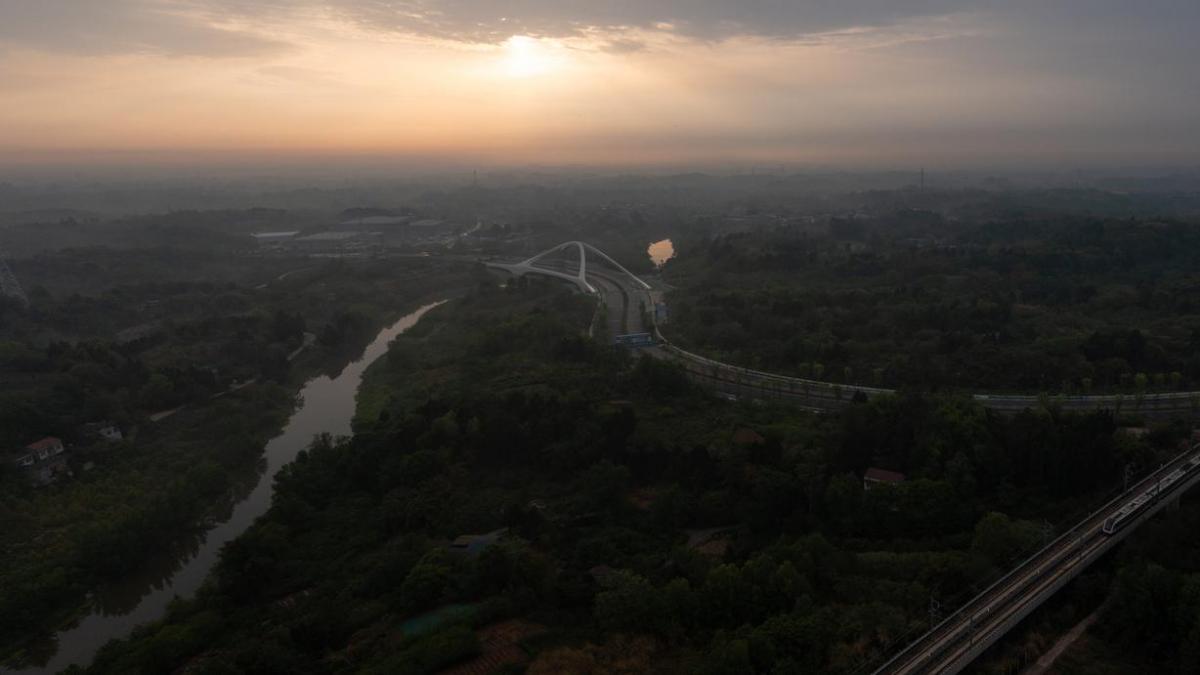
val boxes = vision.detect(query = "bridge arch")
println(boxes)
[486,240,651,295]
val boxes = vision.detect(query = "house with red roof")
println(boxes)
[11,437,68,486]
[863,467,906,490]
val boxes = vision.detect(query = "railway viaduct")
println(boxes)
[483,241,1200,673]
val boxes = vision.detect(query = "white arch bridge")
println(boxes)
[481,239,1200,675]
[485,241,650,295]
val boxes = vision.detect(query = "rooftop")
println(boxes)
[733,428,766,445]
[448,528,507,556]
[26,437,62,452]
[864,467,906,484]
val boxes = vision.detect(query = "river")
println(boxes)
[9,301,444,675]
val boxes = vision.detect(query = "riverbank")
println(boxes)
[69,280,1191,675]
[0,262,474,671]
[0,382,296,671]
[2,300,450,674]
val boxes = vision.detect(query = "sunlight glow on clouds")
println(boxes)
[501,36,567,78]
[0,0,1198,168]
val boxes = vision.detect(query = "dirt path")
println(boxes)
[1023,601,1108,675]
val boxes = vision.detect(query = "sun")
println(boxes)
[503,35,560,78]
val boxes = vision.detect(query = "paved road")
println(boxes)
[586,268,646,337]
[480,250,1200,418]
[658,340,1200,418]
[589,273,630,338]
[524,259,646,339]
[475,246,1200,674]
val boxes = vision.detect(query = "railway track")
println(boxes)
[877,445,1200,674]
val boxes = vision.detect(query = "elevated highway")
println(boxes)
[485,244,650,339]
[481,241,1200,419]
[478,241,1200,672]
[656,341,1200,419]
[485,241,650,296]
[541,262,646,337]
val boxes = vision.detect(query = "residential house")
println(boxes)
[13,437,69,486]
[83,421,123,443]
[863,467,906,490]
[447,528,507,556]
[733,428,766,446]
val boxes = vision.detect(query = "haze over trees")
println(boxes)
[78,283,1191,674]
[667,215,1200,394]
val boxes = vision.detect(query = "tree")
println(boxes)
[824,473,862,532]
[398,554,452,612]
[580,460,631,514]
[594,571,663,634]
[701,635,754,675]
[946,452,978,498]
[269,310,305,344]
[702,565,753,627]
[140,372,174,409]
[971,512,1040,567]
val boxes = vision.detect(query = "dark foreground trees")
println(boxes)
[82,285,1190,674]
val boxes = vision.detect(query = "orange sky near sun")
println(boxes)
[1,4,1198,169]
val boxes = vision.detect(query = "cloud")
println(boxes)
[321,0,983,43]
[0,0,289,57]
[599,38,647,55]
[1,0,1198,168]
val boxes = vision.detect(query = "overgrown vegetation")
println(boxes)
[1035,499,1200,675]
[667,216,1200,393]
[81,282,1189,674]
[0,245,475,664]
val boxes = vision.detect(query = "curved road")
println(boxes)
[472,245,1200,674]
[478,247,1200,418]
[655,341,1200,418]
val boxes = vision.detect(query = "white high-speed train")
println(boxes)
[1103,451,1200,535]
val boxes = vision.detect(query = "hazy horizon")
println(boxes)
[2,1,1199,172]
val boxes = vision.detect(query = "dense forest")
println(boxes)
[0,249,476,664]
[666,215,1200,394]
[81,282,1189,674]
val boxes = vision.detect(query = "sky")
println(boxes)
[0,0,1198,171]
